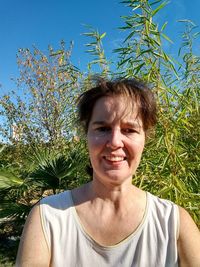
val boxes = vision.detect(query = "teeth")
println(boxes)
[105,156,125,162]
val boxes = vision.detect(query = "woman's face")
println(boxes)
[87,95,145,187]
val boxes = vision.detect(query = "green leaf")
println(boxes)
[100,32,106,39]
[118,57,132,66]
[161,33,173,44]
[0,172,23,189]
[150,0,163,6]
[131,4,141,11]
[124,31,136,42]
[152,1,169,17]
[178,19,196,27]
[134,62,146,74]
[161,21,168,32]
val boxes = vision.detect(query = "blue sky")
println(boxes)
[1,0,200,94]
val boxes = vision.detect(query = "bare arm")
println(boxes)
[178,206,200,267]
[16,204,50,267]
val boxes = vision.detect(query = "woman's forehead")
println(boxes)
[91,95,141,123]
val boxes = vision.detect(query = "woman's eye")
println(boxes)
[96,126,110,132]
[123,128,137,134]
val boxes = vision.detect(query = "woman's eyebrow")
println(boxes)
[124,122,140,129]
[91,121,107,126]
[91,121,141,128]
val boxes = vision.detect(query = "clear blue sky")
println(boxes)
[0,0,200,94]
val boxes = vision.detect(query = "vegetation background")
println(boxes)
[0,0,199,265]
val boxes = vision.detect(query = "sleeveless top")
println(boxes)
[39,190,179,267]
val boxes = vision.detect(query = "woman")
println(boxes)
[16,78,200,267]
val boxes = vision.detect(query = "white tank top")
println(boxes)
[40,190,179,267]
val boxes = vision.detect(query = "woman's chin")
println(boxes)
[93,169,133,186]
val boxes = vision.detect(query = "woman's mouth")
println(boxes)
[103,156,127,162]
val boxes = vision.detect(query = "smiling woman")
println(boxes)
[16,77,200,267]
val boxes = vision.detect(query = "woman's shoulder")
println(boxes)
[146,192,179,225]
[177,206,200,265]
[147,192,178,209]
[39,190,73,210]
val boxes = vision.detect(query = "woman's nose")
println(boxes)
[106,130,124,149]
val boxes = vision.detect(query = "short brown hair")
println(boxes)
[77,77,157,132]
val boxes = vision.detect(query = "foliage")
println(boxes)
[0,0,200,263]
[114,0,177,83]
[109,0,200,225]
[0,41,80,148]
[0,141,90,264]
[0,141,90,222]
[83,25,110,76]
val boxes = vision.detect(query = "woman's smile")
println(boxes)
[103,155,126,162]
[102,155,127,168]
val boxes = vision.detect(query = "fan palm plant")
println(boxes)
[0,140,90,263]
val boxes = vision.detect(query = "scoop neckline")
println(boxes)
[68,190,150,250]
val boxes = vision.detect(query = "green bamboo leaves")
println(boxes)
[116,0,177,83]
[83,25,110,76]
[115,0,200,226]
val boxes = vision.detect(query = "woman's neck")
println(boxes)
[85,180,143,213]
